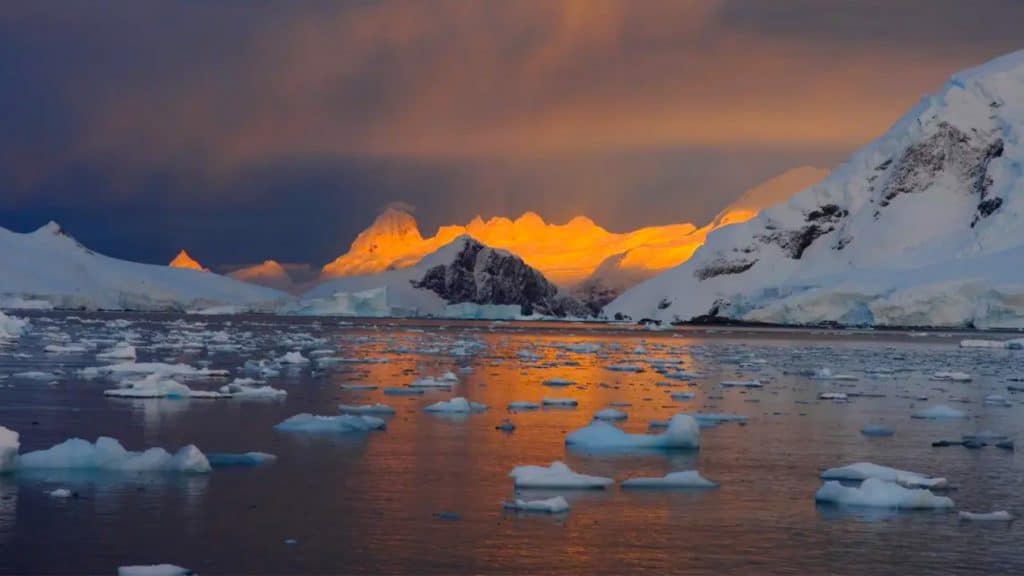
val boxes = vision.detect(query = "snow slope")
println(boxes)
[608,50,1024,329]
[228,260,296,292]
[300,236,589,318]
[0,223,287,311]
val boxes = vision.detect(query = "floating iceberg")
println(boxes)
[382,387,424,396]
[0,427,19,472]
[410,372,459,388]
[218,379,287,400]
[620,470,718,489]
[276,351,310,365]
[860,425,894,437]
[814,478,954,509]
[912,405,967,419]
[0,311,27,340]
[207,452,277,467]
[274,413,386,433]
[424,397,487,413]
[720,380,762,388]
[49,488,72,498]
[542,378,575,387]
[541,397,578,407]
[8,436,211,473]
[82,362,228,380]
[338,403,395,415]
[502,496,570,514]
[820,462,947,489]
[509,461,613,489]
[670,392,695,401]
[566,414,699,451]
[507,401,540,410]
[118,565,194,576]
[932,371,972,382]
[593,408,628,421]
[959,510,1013,521]
[97,343,137,361]
[104,374,231,399]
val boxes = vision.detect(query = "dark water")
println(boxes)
[1,313,1022,575]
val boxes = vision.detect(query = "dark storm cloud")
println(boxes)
[1,1,1021,267]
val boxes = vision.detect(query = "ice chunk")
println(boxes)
[274,413,386,433]
[382,387,424,396]
[409,373,458,388]
[509,461,613,489]
[105,375,199,399]
[218,379,287,400]
[117,565,193,576]
[340,384,378,391]
[44,344,89,354]
[720,380,762,388]
[959,510,1013,521]
[542,378,575,387]
[0,426,19,473]
[606,364,644,372]
[566,414,699,451]
[814,478,954,509]
[48,488,72,498]
[819,392,848,401]
[932,371,972,382]
[507,401,540,410]
[860,425,894,437]
[338,403,395,415]
[16,436,211,473]
[620,470,718,489]
[82,362,228,380]
[97,343,137,361]
[960,339,1010,349]
[502,496,570,513]
[12,371,56,381]
[541,397,578,407]
[207,452,277,467]
[912,404,967,419]
[820,462,947,489]
[593,408,628,421]
[0,311,28,340]
[670,392,695,401]
[276,351,309,365]
[424,397,487,413]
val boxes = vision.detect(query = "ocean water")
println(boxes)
[0,313,1022,575]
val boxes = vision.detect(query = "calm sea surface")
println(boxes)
[1,313,1022,575]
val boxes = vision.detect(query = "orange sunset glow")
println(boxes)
[168,249,207,272]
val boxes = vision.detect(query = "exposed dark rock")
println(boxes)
[411,238,591,317]
[694,258,758,280]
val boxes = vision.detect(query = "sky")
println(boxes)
[1,0,1023,270]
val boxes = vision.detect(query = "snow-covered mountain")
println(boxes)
[607,50,1024,329]
[574,167,828,311]
[300,236,590,318]
[0,222,287,311]
[228,260,296,292]
[168,249,208,272]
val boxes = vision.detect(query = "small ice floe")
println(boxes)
[118,565,194,576]
[860,425,894,437]
[932,371,972,382]
[502,496,569,514]
[593,408,628,421]
[44,344,89,354]
[960,339,1013,349]
[496,419,516,432]
[819,392,848,401]
[48,488,72,498]
[509,461,613,489]
[341,384,378,391]
[959,510,1013,522]
[566,414,699,451]
[654,412,747,428]
[912,404,967,419]
[820,462,947,489]
[97,343,137,361]
[338,403,395,415]
[507,401,540,411]
[541,398,578,407]
[542,378,575,387]
[7,432,211,473]
[276,351,310,365]
[410,372,459,388]
[983,394,1011,407]
[207,452,277,467]
[663,370,700,381]
[620,470,718,490]
[813,368,834,380]
[82,362,228,380]
[219,379,286,400]
[670,392,695,401]
[274,413,386,433]
[606,364,644,373]
[815,478,953,509]
[382,387,425,396]
[104,375,230,399]
[719,380,762,388]
[12,371,57,381]
[424,397,487,413]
